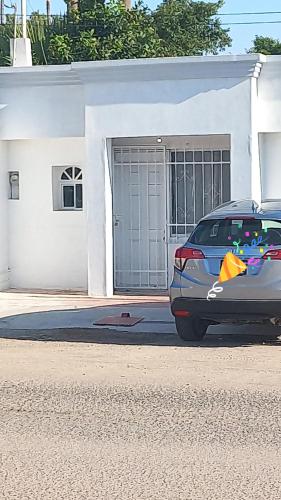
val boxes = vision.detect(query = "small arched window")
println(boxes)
[60,166,83,210]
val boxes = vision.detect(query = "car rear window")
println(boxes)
[189,219,281,247]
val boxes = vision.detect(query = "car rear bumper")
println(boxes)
[171,297,281,322]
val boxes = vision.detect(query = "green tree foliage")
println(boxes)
[0,0,231,66]
[153,0,231,56]
[249,36,281,56]
[0,16,15,65]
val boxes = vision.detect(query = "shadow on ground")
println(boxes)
[1,327,281,348]
[1,295,281,348]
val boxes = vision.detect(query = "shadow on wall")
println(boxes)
[91,78,239,106]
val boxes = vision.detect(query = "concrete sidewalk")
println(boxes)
[1,290,281,339]
[0,290,176,334]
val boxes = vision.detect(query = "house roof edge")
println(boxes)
[0,53,267,86]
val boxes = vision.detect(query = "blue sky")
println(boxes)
[24,0,281,54]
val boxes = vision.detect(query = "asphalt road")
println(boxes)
[1,328,281,499]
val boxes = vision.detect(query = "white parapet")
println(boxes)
[10,38,32,67]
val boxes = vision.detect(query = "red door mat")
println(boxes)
[94,314,144,327]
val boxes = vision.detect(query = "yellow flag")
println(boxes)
[219,252,247,283]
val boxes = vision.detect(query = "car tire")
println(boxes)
[175,316,208,341]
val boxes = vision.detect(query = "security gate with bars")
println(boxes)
[113,147,168,290]
[168,149,231,238]
[113,145,231,290]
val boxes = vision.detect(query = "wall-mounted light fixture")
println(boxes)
[156,137,162,143]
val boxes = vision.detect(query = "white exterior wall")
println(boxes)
[85,117,114,296]
[258,57,281,133]
[0,56,265,296]
[8,138,88,290]
[0,71,87,290]
[0,82,84,140]
[257,57,281,200]
[82,70,258,295]
[0,141,9,289]
[259,133,281,200]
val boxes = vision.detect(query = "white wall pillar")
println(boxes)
[230,133,252,200]
[0,142,9,289]
[231,131,261,202]
[10,38,32,67]
[250,78,262,203]
[85,111,113,296]
[230,78,261,203]
[260,133,281,200]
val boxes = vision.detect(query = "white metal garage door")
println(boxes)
[113,147,167,290]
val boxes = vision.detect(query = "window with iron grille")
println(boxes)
[168,149,231,239]
[52,165,83,211]
[60,166,83,210]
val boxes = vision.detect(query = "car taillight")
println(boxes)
[175,247,205,271]
[263,249,281,260]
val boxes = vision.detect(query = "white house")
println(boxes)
[1,53,281,296]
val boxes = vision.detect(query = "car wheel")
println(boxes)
[175,316,208,341]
